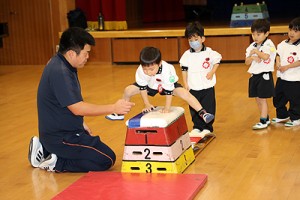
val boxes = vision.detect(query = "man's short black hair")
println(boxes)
[184,21,204,38]
[58,27,95,55]
[289,17,300,31]
[251,19,270,33]
[139,47,161,66]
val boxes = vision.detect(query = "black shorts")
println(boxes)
[248,72,274,98]
[133,82,183,96]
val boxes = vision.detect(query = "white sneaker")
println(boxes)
[39,154,57,172]
[189,129,201,137]
[28,136,44,168]
[266,119,271,125]
[198,129,215,138]
[105,113,124,121]
[252,122,268,130]
[189,129,214,138]
[272,117,290,123]
[284,119,300,127]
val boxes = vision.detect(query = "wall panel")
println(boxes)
[0,0,52,64]
[0,0,74,65]
[179,36,250,61]
[112,38,179,63]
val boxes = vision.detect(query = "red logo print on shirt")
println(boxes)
[287,56,294,63]
[263,58,270,64]
[202,62,210,69]
[202,58,210,69]
[158,84,164,94]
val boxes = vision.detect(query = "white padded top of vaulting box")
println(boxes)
[126,106,185,128]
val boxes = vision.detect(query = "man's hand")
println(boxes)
[113,99,135,115]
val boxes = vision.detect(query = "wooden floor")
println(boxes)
[1,62,300,200]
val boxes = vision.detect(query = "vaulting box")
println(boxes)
[230,2,269,27]
[123,132,191,162]
[121,146,195,174]
[125,107,188,146]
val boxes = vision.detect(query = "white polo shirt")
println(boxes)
[276,39,300,81]
[135,60,179,91]
[246,39,276,74]
[179,47,222,90]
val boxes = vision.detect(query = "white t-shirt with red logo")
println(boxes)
[179,47,222,90]
[276,40,300,81]
[135,60,179,92]
[246,39,276,74]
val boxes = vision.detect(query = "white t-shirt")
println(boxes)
[179,47,222,90]
[276,39,300,81]
[135,60,178,91]
[246,39,276,74]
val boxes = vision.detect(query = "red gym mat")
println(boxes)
[53,172,207,200]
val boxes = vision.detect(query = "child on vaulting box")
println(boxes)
[105,46,214,130]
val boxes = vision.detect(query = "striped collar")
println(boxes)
[253,37,268,47]
[285,38,300,46]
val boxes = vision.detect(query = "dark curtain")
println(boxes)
[76,0,127,30]
[142,0,185,23]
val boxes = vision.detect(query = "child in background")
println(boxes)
[245,19,276,130]
[179,21,222,138]
[106,46,214,124]
[272,17,300,127]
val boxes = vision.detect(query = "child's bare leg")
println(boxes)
[106,85,139,121]
[173,87,202,110]
[255,98,268,118]
[252,97,270,129]
[123,85,140,101]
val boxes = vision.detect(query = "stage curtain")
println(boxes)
[75,0,127,30]
[142,0,185,23]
